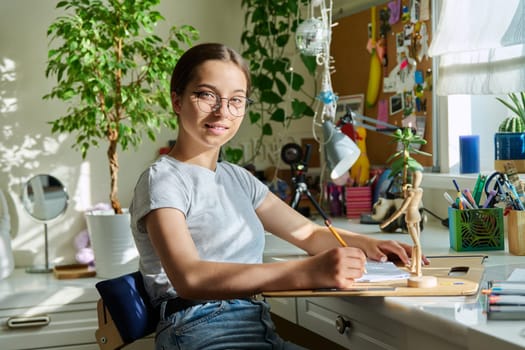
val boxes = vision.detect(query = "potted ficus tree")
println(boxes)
[43,0,199,277]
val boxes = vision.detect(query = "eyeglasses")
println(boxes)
[192,91,253,118]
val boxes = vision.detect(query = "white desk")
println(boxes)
[0,270,100,349]
[1,217,523,350]
[264,217,525,350]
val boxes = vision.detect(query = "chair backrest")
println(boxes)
[95,271,159,350]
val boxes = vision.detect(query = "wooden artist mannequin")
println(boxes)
[380,170,437,288]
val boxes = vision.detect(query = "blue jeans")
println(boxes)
[155,298,308,350]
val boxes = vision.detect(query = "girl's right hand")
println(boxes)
[307,247,367,290]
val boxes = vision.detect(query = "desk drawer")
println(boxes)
[268,297,297,323]
[0,303,98,349]
[297,297,405,350]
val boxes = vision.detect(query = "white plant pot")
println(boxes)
[85,210,138,279]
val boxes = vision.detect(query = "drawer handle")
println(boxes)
[7,315,50,328]
[335,315,352,334]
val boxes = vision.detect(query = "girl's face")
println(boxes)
[171,60,248,151]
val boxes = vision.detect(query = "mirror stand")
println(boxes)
[22,174,69,274]
[26,223,52,273]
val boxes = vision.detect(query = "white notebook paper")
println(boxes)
[356,260,410,282]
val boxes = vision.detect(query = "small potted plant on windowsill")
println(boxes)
[494,92,525,172]
[44,0,198,278]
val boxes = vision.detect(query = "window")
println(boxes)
[431,0,525,173]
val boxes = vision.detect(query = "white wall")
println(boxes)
[0,0,251,267]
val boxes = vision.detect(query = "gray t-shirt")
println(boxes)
[130,155,269,306]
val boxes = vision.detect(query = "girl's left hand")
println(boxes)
[357,237,429,267]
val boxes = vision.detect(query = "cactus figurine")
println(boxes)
[497,92,525,132]
[494,92,525,173]
[498,115,525,132]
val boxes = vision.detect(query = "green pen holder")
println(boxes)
[448,207,504,251]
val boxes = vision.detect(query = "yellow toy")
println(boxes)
[350,126,370,186]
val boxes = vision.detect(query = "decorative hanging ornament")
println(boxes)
[295,17,330,56]
[316,90,338,105]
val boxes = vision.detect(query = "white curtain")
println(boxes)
[429,0,525,95]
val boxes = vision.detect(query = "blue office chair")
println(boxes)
[95,271,158,350]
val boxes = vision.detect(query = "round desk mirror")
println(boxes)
[21,174,68,273]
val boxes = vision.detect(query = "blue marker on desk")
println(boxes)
[452,179,461,192]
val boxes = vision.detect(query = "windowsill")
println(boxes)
[422,171,525,190]
[421,172,479,190]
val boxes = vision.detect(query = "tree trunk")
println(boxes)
[108,129,122,214]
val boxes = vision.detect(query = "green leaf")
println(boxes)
[291,99,307,117]
[249,111,261,124]
[275,34,289,47]
[260,90,283,104]
[262,123,273,135]
[284,71,304,91]
[389,158,405,176]
[407,158,423,171]
[275,78,287,95]
[223,147,244,164]
[271,108,286,122]
[255,74,274,90]
[300,54,318,75]
[411,149,432,157]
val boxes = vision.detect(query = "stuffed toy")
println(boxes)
[74,229,94,265]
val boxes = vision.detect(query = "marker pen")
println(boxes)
[482,190,497,208]
[443,192,455,207]
[489,295,525,304]
[463,188,478,209]
[452,179,461,192]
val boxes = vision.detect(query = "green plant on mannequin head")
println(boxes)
[43,0,199,214]
[386,127,431,190]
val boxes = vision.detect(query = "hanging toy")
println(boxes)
[350,127,370,186]
[317,73,338,119]
[296,17,329,57]
[388,0,401,24]
[401,5,410,23]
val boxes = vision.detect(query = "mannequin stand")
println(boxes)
[407,275,438,288]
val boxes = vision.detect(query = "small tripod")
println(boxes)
[288,144,322,213]
[282,143,348,247]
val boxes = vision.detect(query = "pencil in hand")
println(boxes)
[324,220,367,274]
[325,220,347,247]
